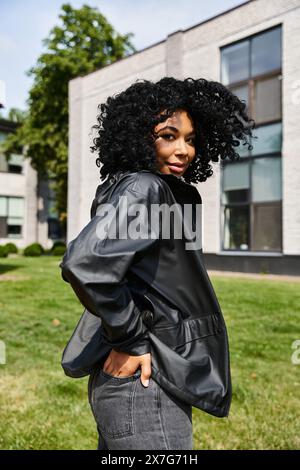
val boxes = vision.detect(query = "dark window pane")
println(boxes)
[223,205,249,250]
[222,188,249,204]
[221,40,250,85]
[252,203,282,251]
[7,224,22,237]
[0,216,7,237]
[252,157,282,202]
[8,164,23,174]
[251,122,282,156]
[254,75,281,123]
[48,218,62,239]
[251,27,281,76]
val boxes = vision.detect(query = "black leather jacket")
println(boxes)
[59,169,232,418]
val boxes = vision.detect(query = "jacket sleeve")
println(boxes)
[59,179,161,356]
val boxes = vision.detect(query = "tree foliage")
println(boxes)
[2,3,136,231]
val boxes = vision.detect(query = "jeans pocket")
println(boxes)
[99,368,142,381]
[90,368,140,439]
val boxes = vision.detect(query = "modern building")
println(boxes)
[67,0,300,275]
[0,116,63,249]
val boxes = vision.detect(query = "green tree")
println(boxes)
[2,3,136,233]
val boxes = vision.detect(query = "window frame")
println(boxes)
[219,24,282,253]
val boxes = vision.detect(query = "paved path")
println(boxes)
[207,270,300,282]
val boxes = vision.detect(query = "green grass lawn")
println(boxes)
[0,255,300,449]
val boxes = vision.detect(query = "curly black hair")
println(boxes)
[90,77,255,184]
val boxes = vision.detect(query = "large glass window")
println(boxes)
[0,130,24,174]
[222,161,250,204]
[223,205,249,250]
[221,40,250,86]
[251,27,281,76]
[47,195,63,240]
[252,203,282,251]
[0,153,24,173]
[252,157,282,202]
[230,84,249,113]
[253,75,282,124]
[8,154,23,174]
[0,196,24,238]
[251,122,282,156]
[220,25,282,252]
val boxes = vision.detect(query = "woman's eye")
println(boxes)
[161,133,174,140]
[159,134,195,145]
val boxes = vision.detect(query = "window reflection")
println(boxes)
[254,76,282,123]
[252,157,282,202]
[251,27,282,76]
[223,206,249,250]
[221,40,250,85]
[223,161,250,191]
[251,122,282,156]
[252,203,282,251]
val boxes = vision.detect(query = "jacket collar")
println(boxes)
[156,172,201,205]
[106,169,201,204]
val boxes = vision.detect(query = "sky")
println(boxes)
[0,0,248,117]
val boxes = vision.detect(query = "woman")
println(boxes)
[60,77,254,450]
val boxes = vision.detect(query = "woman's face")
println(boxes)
[153,109,196,177]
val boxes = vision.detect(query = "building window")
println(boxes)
[0,132,24,174]
[220,24,282,252]
[0,196,24,238]
[0,153,24,174]
[47,196,63,240]
[7,154,24,174]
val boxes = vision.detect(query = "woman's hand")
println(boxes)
[102,349,152,387]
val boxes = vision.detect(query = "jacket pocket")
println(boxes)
[152,313,225,351]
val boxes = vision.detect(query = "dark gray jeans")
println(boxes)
[88,366,193,450]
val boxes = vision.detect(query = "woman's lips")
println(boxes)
[167,163,186,173]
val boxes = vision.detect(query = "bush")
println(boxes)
[4,243,18,254]
[51,241,66,249]
[49,241,66,256]
[23,243,44,257]
[51,245,66,256]
[0,245,9,257]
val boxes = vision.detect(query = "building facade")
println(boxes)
[0,118,63,249]
[67,0,300,275]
